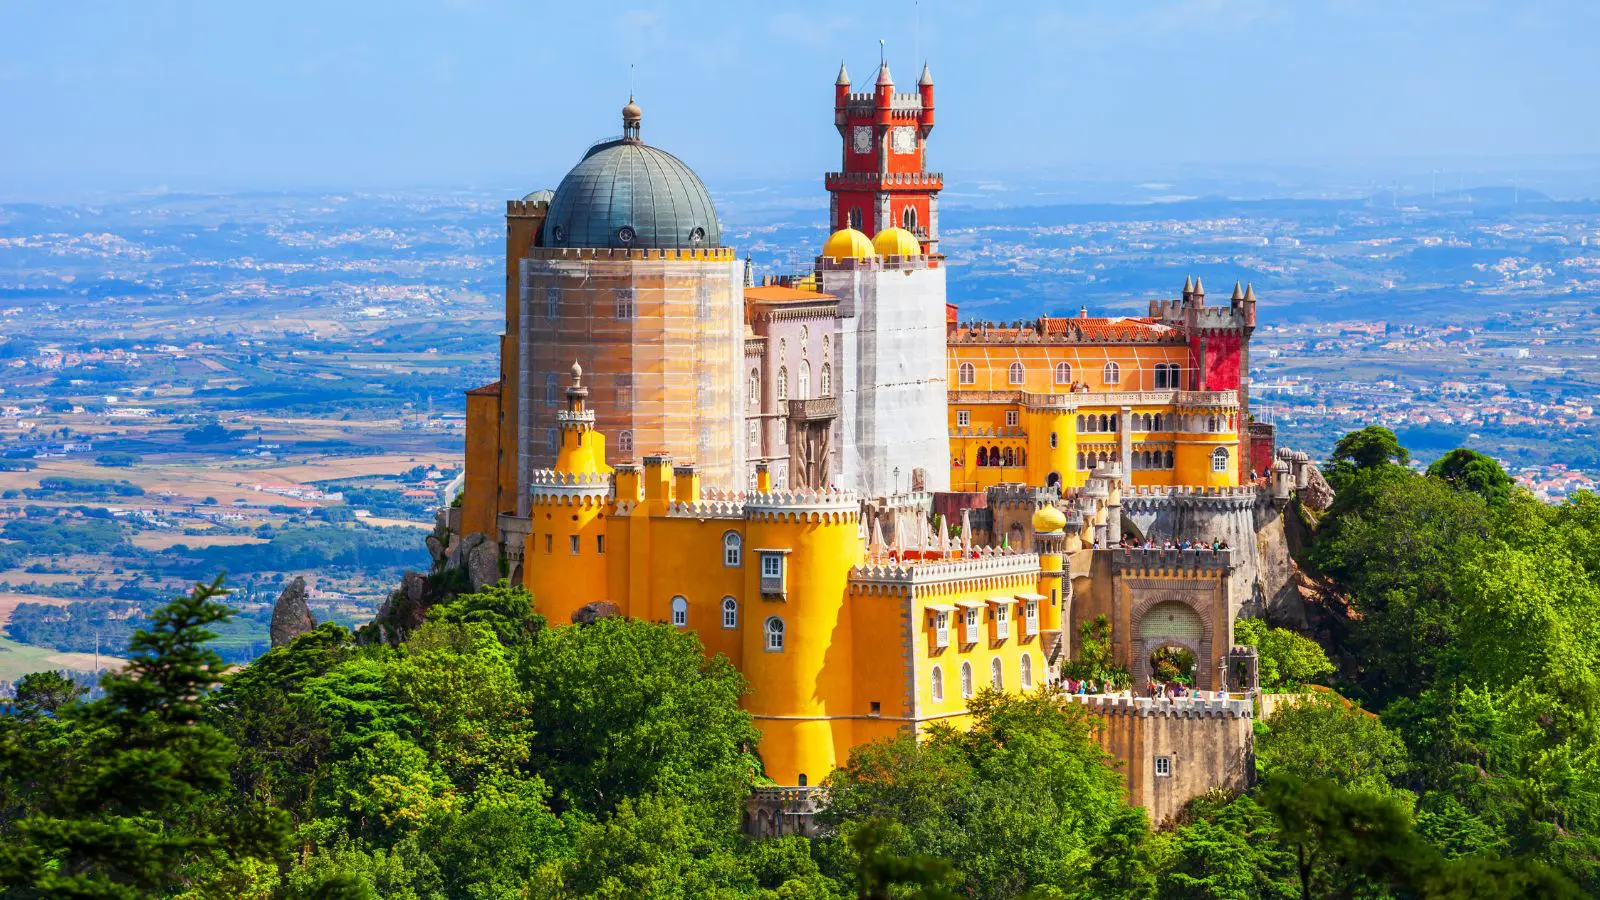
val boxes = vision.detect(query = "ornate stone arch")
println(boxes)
[1127,590,1217,691]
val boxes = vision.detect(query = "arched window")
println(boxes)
[1077,451,1086,470]
[765,616,785,651]
[798,361,811,399]
[1109,414,1119,432]
[820,363,832,397]
[670,596,688,628]
[1153,413,1163,432]
[1099,451,1109,466]
[1055,362,1072,385]
[1207,415,1218,433]
[1086,416,1097,433]
[958,362,975,385]
[748,369,760,407]
[721,597,738,629]
[1212,446,1231,472]
[989,446,1000,466]
[1165,450,1175,469]
[617,431,634,454]
[961,662,974,699]
[848,207,862,230]
[976,447,988,467]
[1076,415,1086,431]
[990,657,1004,691]
[777,367,788,401]
[1143,450,1153,469]
[1104,362,1121,385]
[931,665,944,702]
[902,206,918,231]
[723,531,741,567]
[1002,447,1014,467]
[1021,653,1033,690]
[1008,362,1024,385]
[1098,414,1109,432]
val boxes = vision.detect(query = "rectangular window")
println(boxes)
[1025,600,1039,635]
[545,286,560,319]
[956,410,970,428]
[616,287,635,320]
[596,535,606,554]
[933,611,949,648]
[569,535,580,555]
[995,604,1010,640]
[759,552,787,596]
[869,701,881,717]
[963,608,980,645]
[748,420,759,451]
[544,534,552,554]
[1155,756,1173,778]
[1005,410,1019,427]
[616,373,633,407]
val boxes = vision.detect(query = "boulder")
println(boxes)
[425,534,448,570]
[269,576,316,648]
[448,531,487,571]
[466,537,500,591]
[571,601,621,626]
[1301,464,1335,512]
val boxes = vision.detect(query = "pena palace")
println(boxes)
[448,56,1299,831]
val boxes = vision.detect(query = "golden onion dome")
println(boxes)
[872,226,921,257]
[821,227,876,260]
[1032,503,1068,534]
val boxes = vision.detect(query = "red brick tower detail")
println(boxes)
[827,60,942,256]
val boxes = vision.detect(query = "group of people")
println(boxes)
[1114,536,1231,552]
[1062,677,1119,695]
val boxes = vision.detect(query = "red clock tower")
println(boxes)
[827,59,942,256]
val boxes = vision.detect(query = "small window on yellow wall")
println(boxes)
[1212,446,1230,472]
[931,665,944,702]
[1008,362,1024,385]
[956,410,969,428]
[1005,410,1018,427]
[961,661,973,699]
[1104,362,1121,384]
[1054,361,1071,385]
[958,362,975,385]
[670,596,688,628]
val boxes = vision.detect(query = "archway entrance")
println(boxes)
[1047,471,1061,489]
[1149,644,1196,689]
[1132,599,1211,692]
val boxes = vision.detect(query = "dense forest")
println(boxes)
[1,428,1598,897]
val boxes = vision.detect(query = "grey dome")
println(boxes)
[541,137,722,250]
[522,189,554,203]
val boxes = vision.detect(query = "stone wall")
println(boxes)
[1071,693,1255,825]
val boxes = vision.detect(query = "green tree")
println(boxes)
[1061,615,1130,690]
[1257,694,1409,799]
[1156,793,1296,900]
[822,688,1130,898]
[1329,425,1410,473]
[0,578,291,898]
[10,670,86,717]
[522,615,760,822]
[1427,448,1514,506]
[1233,619,1334,690]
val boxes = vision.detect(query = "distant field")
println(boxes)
[0,634,125,681]
[358,515,434,530]
[0,593,69,627]
[130,531,269,550]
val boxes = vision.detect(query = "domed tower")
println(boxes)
[519,99,744,503]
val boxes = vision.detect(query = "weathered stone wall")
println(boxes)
[1072,694,1255,825]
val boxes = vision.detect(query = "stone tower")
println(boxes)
[827,59,941,254]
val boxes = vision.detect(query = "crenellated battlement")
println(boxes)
[746,489,860,523]
[849,549,1040,590]
[1110,547,1234,574]
[528,246,736,262]
[666,498,746,520]
[1068,692,1252,719]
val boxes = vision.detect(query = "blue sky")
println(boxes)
[3,1,1598,194]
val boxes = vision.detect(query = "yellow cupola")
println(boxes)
[1031,503,1068,534]
[872,226,921,257]
[822,227,875,260]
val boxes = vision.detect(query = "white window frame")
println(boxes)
[994,603,1010,640]
[721,596,738,629]
[777,366,788,401]
[961,661,974,699]
[1005,410,1019,428]
[963,607,981,645]
[1155,755,1173,778]
[723,531,742,567]
[1212,447,1230,472]
[617,430,633,454]
[615,287,635,320]
[958,362,975,385]
[670,596,688,628]
[820,363,832,397]
[1054,361,1072,385]
[990,657,1004,691]
[765,616,785,652]
[1008,362,1025,385]
[1104,361,1121,385]
[1021,654,1033,690]
[956,410,970,428]
[1024,600,1039,636]
[933,611,949,648]
[931,665,944,702]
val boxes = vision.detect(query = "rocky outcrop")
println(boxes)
[364,529,504,645]
[1301,464,1334,512]
[571,601,621,625]
[269,577,317,648]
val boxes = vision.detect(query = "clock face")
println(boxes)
[892,126,917,154]
[852,125,872,154]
